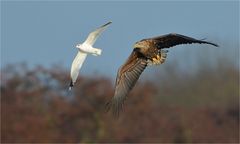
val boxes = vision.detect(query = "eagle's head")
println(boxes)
[133,40,151,55]
[133,40,149,49]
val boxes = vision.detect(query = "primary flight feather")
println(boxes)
[106,33,218,117]
[69,21,112,90]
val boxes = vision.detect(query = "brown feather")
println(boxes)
[106,49,148,117]
[147,33,219,49]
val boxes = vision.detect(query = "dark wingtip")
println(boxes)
[105,100,121,118]
[105,101,111,114]
[209,42,219,47]
[213,44,219,47]
[102,21,112,27]
[199,38,219,47]
[69,80,74,91]
[107,21,112,24]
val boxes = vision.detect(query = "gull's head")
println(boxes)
[76,44,82,48]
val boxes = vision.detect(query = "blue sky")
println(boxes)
[1,1,239,78]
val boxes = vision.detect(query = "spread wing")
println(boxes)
[148,33,218,49]
[83,21,112,46]
[106,50,148,117]
[70,51,87,89]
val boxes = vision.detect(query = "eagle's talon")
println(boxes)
[151,57,161,65]
[152,57,158,62]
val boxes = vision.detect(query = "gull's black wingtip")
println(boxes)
[102,21,112,27]
[107,21,112,24]
[69,80,74,91]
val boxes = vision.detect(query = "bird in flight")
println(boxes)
[106,33,218,116]
[69,21,112,90]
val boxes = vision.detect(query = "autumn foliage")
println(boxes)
[1,62,239,143]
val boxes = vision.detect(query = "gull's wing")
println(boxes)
[147,33,219,49]
[106,50,148,117]
[83,21,112,46]
[70,51,87,87]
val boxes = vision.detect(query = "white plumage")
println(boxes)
[69,21,112,90]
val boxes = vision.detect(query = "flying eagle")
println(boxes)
[106,33,218,116]
[69,21,112,90]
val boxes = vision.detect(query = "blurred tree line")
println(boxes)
[1,60,239,143]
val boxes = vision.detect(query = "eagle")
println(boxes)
[69,21,112,90]
[106,33,218,116]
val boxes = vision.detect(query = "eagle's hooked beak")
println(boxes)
[133,42,140,48]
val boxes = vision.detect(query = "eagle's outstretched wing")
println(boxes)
[147,33,218,49]
[84,21,112,46]
[106,50,148,117]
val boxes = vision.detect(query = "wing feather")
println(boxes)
[84,21,112,46]
[149,33,218,49]
[106,50,147,117]
[70,51,87,84]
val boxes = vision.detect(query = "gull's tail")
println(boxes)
[92,48,102,56]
